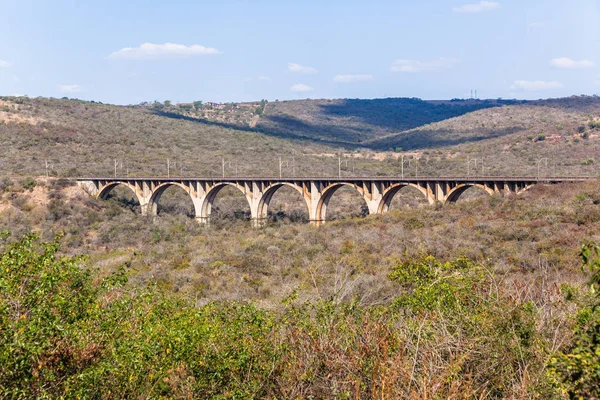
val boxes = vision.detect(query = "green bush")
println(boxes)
[0,233,280,398]
[21,177,36,191]
[548,243,600,398]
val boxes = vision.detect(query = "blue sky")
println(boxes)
[1,0,599,104]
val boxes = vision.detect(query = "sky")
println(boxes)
[0,0,599,104]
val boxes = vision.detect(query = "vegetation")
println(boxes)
[0,232,592,398]
[2,95,600,178]
[3,93,600,397]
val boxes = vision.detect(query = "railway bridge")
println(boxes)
[76,176,585,226]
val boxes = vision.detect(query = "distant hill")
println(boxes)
[256,98,519,145]
[1,95,600,178]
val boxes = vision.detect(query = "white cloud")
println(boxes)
[333,74,373,83]
[510,80,564,91]
[59,84,83,93]
[108,42,221,60]
[453,1,500,13]
[551,57,595,69]
[288,62,317,74]
[257,75,270,81]
[0,60,12,68]
[390,58,459,72]
[290,83,313,92]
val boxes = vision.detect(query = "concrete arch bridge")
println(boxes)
[77,177,584,226]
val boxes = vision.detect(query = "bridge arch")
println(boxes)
[257,182,308,220]
[316,182,367,222]
[148,182,197,217]
[517,184,534,195]
[201,182,251,221]
[378,183,432,213]
[444,183,494,204]
[97,182,144,205]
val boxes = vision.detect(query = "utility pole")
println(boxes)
[221,157,231,178]
[338,156,348,179]
[401,155,404,179]
[467,158,478,177]
[114,159,118,178]
[278,156,289,179]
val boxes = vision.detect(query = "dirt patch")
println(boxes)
[0,100,44,125]
[27,185,51,207]
[63,185,87,201]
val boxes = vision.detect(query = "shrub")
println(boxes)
[0,233,281,399]
[548,243,600,398]
[21,177,36,191]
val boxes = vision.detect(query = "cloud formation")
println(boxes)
[59,84,83,93]
[109,43,221,60]
[390,58,459,72]
[453,1,500,13]
[551,57,595,69]
[0,60,12,68]
[288,62,317,74]
[333,74,373,83]
[510,80,563,91]
[290,83,314,92]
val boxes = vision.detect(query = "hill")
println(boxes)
[2,95,600,179]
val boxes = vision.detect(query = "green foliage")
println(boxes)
[0,234,566,398]
[589,121,600,129]
[548,243,600,399]
[0,234,280,398]
[537,133,546,141]
[581,158,594,166]
[389,255,484,312]
[164,100,171,107]
[582,131,590,139]
[20,177,36,192]
[193,100,203,109]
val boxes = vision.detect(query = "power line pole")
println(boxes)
[221,157,231,178]
[114,159,118,178]
[278,156,288,179]
[338,156,348,179]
